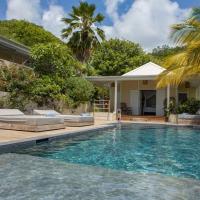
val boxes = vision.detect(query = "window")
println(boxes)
[178,93,188,103]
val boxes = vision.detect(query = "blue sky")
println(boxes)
[0,0,199,24]
[0,0,199,50]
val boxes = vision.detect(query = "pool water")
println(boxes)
[16,124,200,180]
[1,153,200,200]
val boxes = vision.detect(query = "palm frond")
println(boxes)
[96,28,105,40]
[94,14,104,23]
[157,7,200,88]
[61,27,73,38]
[157,65,200,88]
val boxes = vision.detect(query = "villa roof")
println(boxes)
[122,62,166,77]
[86,62,166,82]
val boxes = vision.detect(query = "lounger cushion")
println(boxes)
[33,109,60,116]
[0,115,64,126]
[178,113,200,119]
[0,109,24,116]
[60,115,94,122]
[33,109,94,122]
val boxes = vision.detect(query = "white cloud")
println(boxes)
[6,0,65,38]
[6,0,41,23]
[105,0,125,21]
[42,5,65,37]
[103,0,189,51]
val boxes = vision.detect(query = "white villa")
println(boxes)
[87,62,200,116]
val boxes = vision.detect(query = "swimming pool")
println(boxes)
[1,123,200,199]
[15,123,200,180]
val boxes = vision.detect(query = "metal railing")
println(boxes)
[93,99,110,120]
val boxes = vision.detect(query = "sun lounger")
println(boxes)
[33,109,94,127]
[0,109,65,132]
[178,113,200,125]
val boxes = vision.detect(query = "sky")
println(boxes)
[0,0,199,50]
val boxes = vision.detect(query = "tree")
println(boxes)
[30,43,80,78]
[61,2,105,63]
[89,39,150,75]
[157,8,200,87]
[150,45,183,65]
[0,20,61,47]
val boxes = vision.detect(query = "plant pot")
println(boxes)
[164,116,168,122]
[168,114,178,124]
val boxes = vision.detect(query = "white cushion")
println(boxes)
[33,110,60,116]
[0,109,24,116]
[60,115,94,122]
[0,115,64,125]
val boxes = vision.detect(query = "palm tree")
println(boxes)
[61,2,105,63]
[157,8,200,88]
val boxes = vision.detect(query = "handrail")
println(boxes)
[93,99,111,120]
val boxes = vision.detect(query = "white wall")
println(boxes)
[129,90,140,115]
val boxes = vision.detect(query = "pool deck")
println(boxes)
[0,119,116,145]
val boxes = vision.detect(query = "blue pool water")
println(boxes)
[16,124,200,180]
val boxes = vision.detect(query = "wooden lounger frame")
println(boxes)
[0,121,65,132]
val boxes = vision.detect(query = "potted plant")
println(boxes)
[163,97,178,123]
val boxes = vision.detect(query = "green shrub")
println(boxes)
[28,76,73,111]
[64,77,94,107]
[30,43,79,78]
[163,97,177,116]
[178,98,200,114]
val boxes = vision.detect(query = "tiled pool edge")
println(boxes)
[0,123,117,153]
[121,121,200,128]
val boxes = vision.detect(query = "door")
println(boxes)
[130,90,140,115]
[141,90,156,115]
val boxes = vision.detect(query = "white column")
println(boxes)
[114,80,118,113]
[167,84,170,108]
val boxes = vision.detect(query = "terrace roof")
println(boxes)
[0,35,29,56]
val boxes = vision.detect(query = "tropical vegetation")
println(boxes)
[89,39,149,75]
[150,45,183,65]
[157,8,200,87]
[164,97,200,116]
[0,43,94,111]
[62,1,105,63]
[0,20,61,47]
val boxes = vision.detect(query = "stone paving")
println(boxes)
[0,119,113,145]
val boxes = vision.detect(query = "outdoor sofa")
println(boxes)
[33,110,94,127]
[0,109,65,132]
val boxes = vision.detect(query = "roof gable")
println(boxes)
[122,62,166,77]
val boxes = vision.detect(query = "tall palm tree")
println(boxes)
[61,2,105,63]
[157,8,200,88]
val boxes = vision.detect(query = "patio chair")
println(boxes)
[33,110,94,127]
[120,103,132,115]
[0,109,65,132]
